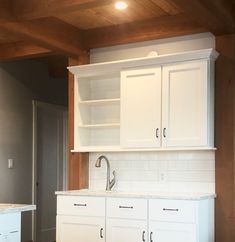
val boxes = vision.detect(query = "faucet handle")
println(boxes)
[110,170,116,190]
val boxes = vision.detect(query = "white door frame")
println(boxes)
[32,100,68,242]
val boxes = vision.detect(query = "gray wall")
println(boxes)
[0,59,67,241]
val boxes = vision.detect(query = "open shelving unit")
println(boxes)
[73,72,121,150]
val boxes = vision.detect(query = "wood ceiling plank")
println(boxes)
[56,9,114,30]
[0,0,14,22]
[169,0,235,34]
[0,41,52,61]
[13,0,112,20]
[0,17,85,57]
[134,0,169,17]
[84,14,206,49]
[151,0,182,15]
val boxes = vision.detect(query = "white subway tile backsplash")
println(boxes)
[89,151,215,193]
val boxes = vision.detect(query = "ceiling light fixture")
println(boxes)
[115,1,128,10]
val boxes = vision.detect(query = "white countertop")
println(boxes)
[0,204,36,215]
[55,189,216,200]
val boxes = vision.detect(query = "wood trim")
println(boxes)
[215,34,235,242]
[68,53,90,190]
[84,14,206,49]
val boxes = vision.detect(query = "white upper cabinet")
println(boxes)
[121,67,162,148]
[68,49,218,152]
[162,60,209,147]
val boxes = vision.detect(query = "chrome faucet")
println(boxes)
[95,155,116,191]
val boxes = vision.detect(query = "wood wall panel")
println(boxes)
[68,53,90,190]
[215,34,235,242]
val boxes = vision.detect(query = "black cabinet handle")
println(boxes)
[100,228,104,238]
[74,203,87,207]
[119,205,133,209]
[163,128,166,138]
[163,208,179,212]
[142,231,146,242]
[150,232,153,242]
[156,128,159,138]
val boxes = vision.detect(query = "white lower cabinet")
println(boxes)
[56,196,106,242]
[107,219,147,242]
[56,195,214,242]
[0,213,21,242]
[149,222,196,242]
[56,215,105,242]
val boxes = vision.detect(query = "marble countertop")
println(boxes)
[0,204,36,215]
[55,189,216,200]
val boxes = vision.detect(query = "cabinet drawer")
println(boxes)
[57,196,105,217]
[0,213,20,232]
[149,199,196,223]
[107,198,147,220]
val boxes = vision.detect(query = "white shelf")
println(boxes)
[71,147,216,153]
[79,98,120,106]
[79,123,120,128]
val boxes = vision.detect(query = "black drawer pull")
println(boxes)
[150,232,153,242]
[10,231,18,234]
[74,203,87,207]
[119,205,133,209]
[163,208,179,212]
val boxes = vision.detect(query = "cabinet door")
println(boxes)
[6,231,20,242]
[56,215,105,242]
[149,221,196,242]
[0,234,4,242]
[162,61,208,147]
[107,218,147,242]
[121,67,162,148]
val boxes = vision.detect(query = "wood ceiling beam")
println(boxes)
[84,14,206,49]
[0,41,52,61]
[12,0,112,20]
[169,0,235,35]
[0,18,85,57]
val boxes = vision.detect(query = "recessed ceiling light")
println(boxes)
[115,1,128,10]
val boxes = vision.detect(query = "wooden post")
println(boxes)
[68,52,90,190]
[215,34,235,242]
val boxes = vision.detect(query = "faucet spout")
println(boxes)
[95,155,116,191]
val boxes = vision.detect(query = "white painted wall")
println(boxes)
[0,60,67,242]
[89,33,216,193]
[0,65,34,242]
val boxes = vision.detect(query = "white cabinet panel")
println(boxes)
[107,218,147,242]
[57,215,105,242]
[162,61,208,147]
[57,195,105,216]
[149,221,197,242]
[107,198,147,220]
[0,213,21,242]
[121,67,162,148]
[6,232,20,242]
[149,199,196,223]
